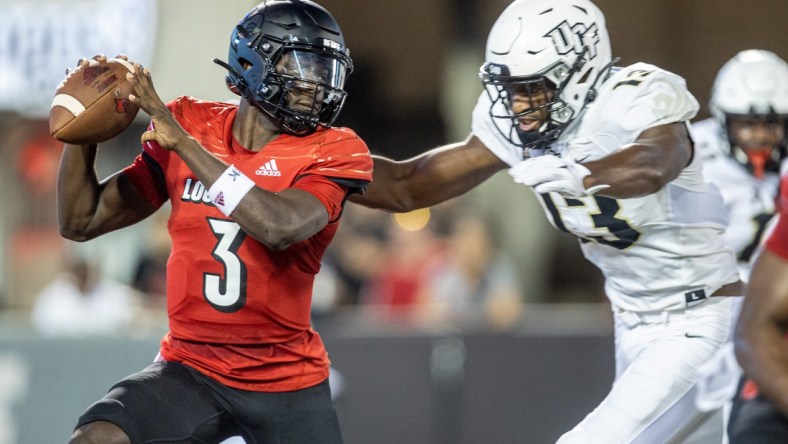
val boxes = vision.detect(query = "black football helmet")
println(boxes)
[215,0,353,136]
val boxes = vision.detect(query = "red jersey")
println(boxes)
[123,96,372,391]
[766,174,788,260]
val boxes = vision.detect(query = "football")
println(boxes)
[49,58,140,145]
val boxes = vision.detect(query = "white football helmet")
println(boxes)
[709,50,788,176]
[480,0,613,154]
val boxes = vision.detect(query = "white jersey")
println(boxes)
[691,117,781,278]
[473,63,740,312]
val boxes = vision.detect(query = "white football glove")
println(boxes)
[508,155,609,198]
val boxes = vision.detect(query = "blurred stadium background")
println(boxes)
[0,0,785,442]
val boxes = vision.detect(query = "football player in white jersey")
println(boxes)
[351,0,742,442]
[693,50,788,277]
[691,50,788,442]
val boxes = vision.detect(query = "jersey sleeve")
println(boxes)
[592,63,700,154]
[765,176,788,259]
[293,128,372,221]
[471,91,525,167]
[607,63,700,134]
[121,125,171,209]
[303,128,373,192]
[293,174,350,222]
[122,99,187,208]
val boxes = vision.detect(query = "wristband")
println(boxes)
[207,164,256,216]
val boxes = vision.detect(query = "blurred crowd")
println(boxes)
[25,197,531,337]
[317,202,524,331]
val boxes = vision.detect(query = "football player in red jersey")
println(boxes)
[732,173,788,442]
[59,1,371,443]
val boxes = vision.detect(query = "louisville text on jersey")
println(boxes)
[181,178,216,206]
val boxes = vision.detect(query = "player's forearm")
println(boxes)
[58,145,156,240]
[350,156,440,212]
[352,138,504,212]
[735,325,788,416]
[735,249,788,416]
[232,188,328,250]
[585,123,690,198]
[57,143,103,240]
[413,145,504,207]
[173,140,325,250]
[584,144,685,198]
[584,154,670,198]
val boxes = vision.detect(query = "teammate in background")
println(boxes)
[694,50,788,276]
[690,50,788,437]
[59,1,371,443]
[352,0,741,441]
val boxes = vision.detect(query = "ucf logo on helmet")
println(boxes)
[545,21,600,59]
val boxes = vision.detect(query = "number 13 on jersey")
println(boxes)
[540,193,641,250]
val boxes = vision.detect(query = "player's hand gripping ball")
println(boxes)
[49,58,139,145]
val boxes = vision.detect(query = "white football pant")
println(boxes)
[557,296,734,444]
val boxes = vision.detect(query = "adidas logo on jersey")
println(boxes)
[256,160,282,176]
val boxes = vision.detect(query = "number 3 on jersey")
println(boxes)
[541,194,641,250]
[205,218,248,312]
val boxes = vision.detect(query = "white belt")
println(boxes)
[616,308,685,327]
[615,295,729,328]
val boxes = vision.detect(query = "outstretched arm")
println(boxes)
[350,134,507,212]
[735,247,788,417]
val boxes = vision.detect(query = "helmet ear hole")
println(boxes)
[577,68,593,85]
[236,24,251,39]
[238,58,253,71]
